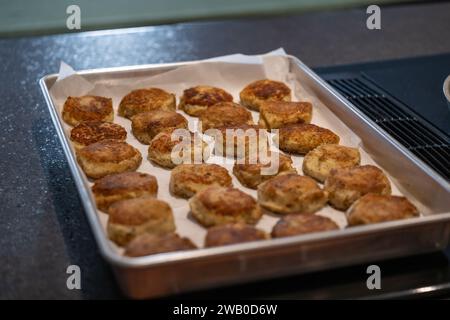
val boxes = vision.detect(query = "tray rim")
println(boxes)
[39,55,450,270]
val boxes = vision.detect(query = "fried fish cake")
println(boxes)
[233,152,296,189]
[240,79,291,111]
[76,139,142,179]
[70,121,127,150]
[211,124,268,159]
[271,214,339,238]
[303,144,361,182]
[131,110,188,144]
[189,187,262,227]
[178,85,233,117]
[259,101,312,129]
[324,165,392,211]
[205,223,268,247]
[277,124,340,155]
[170,164,232,198]
[199,102,254,132]
[347,194,419,226]
[118,88,176,119]
[62,95,113,126]
[124,233,197,257]
[148,130,209,169]
[257,174,328,214]
[92,172,158,212]
[107,197,175,246]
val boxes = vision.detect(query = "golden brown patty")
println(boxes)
[271,214,339,238]
[259,101,312,129]
[240,79,291,111]
[124,233,197,257]
[189,187,262,227]
[131,110,188,144]
[76,139,142,179]
[233,152,296,189]
[148,130,209,169]
[62,96,113,126]
[179,85,233,117]
[107,197,175,246]
[170,164,232,198]
[70,121,127,149]
[347,193,419,226]
[92,172,158,212]
[199,102,254,132]
[277,124,340,154]
[118,88,176,119]
[257,174,328,214]
[324,165,392,210]
[205,223,268,247]
[303,144,361,182]
[211,124,268,159]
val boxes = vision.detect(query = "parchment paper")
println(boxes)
[49,49,409,252]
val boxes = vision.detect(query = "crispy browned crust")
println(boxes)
[303,144,361,182]
[108,197,172,225]
[205,223,268,247]
[76,139,142,179]
[124,233,197,257]
[324,165,392,210]
[147,130,208,168]
[62,96,113,126]
[259,101,312,129]
[240,79,291,111]
[77,139,140,163]
[92,172,158,211]
[347,194,419,226]
[210,124,268,159]
[233,152,296,189]
[257,174,328,214]
[70,121,127,147]
[189,187,262,227]
[199,102,254,132]
[107,198,175,246]
[131,110,188,144]
[118,88,176,119]
[179,85,233,116]
[170,164,232,198]
[93,172,157,196]
[277,124,340,154]
[271,214,339,238]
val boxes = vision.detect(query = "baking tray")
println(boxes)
[39,55,450,299]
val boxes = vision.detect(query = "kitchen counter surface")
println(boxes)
[1,2,449,299]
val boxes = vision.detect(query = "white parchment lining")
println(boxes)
[49,50,422,253]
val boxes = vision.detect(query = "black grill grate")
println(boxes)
[324,73,450,180]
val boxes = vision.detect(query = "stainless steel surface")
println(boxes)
[40,56,450,299]
[444,75,450,109]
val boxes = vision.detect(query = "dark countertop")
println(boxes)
[1,2,450,299]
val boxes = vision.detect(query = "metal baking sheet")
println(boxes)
[39,53,450,299]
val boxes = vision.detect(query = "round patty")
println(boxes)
[276,124,340,155]
[257,174,328,214]
[62,95,113,126]
[189,186,262,227]
[303,144,361,182]
[347,193,419,226]
[179,85,233,117]
[76,139,142,179]
[324,165,392,211]
[118,88,176,119]
[240,79,291,111]
[70,121,127,149]
[271,214,339,238]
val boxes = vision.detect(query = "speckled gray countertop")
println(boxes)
[1,2,450,299]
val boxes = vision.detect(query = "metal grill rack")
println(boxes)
[323,73,450,180]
